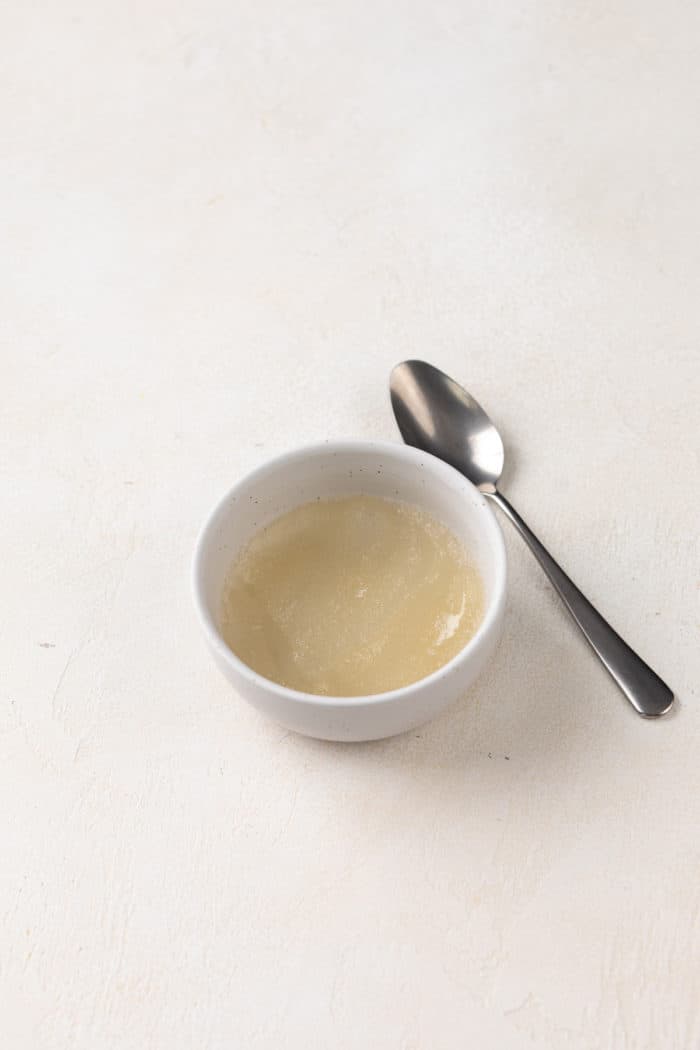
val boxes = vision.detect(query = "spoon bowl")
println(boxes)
[391,360,504,491]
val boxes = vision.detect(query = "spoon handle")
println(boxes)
[488,490,674,717]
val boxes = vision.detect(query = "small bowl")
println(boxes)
[192,441,507,741]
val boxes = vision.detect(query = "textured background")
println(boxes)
[2,2,699,1047]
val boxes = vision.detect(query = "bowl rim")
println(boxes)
[192,439,507,707]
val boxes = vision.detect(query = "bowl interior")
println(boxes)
[195,443,505,659]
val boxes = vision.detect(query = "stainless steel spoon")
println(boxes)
[390,359,674,718]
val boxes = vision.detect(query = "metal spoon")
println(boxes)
[390,360,674,718]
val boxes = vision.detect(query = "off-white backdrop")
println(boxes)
[2,2,699,1048]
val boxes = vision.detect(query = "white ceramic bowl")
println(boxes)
[192,441,507,742]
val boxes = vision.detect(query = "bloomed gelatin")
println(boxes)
[220,495,484,696]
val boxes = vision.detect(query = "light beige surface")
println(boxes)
[2,2,699,1048]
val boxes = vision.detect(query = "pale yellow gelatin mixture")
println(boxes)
[220,495,484,696]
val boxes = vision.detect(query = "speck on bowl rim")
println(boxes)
[192,439,507,741]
